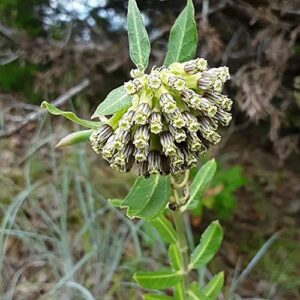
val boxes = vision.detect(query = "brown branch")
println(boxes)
[0,78,90,138]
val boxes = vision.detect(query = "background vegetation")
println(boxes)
[0,0,299,299]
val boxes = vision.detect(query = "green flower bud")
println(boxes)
[133,125,150,149]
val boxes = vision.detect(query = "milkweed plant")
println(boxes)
[42,0,233,299]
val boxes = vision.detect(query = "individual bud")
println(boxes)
[148,151,163,175]
[133,78,143,91]
[181,89,194,102]
[133,103,151,125]
[160,132,177,157]
[133,125,150,149]
[182,111,200,132]
[203,130,221,145]
[166,110,186,128]
[125,156,135,172]
[219,66,230,82]
[204,91,233,111]
[187,132,204,152]
[169,125,187,143]
[198,115,218,130]
[137,161,149,177]
[124,80,137,95]
[196,58,208,72]
[134,146,149,162]
[148,74,162,89]
[196,97,217,117]
[118,109,135,130]
[159,93,177,114]
[102,135,117,160]
[179,144,198,167]
[90,124,113,153]
[212,78,223,93]
[130,68,143,78]
[161,155,171,175]
[149,112,163,134]
[184,59,198,74]
[168,76,187,91]
[170,148,185,173]
[113,142,135,167]
[213,108,232,126]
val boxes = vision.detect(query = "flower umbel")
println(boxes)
[91,58,233,176]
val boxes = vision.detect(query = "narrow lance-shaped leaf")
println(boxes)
[92,85,132,118]
[189,221,223,269]
[188,282,210,300]
[134,270,183,289]
[122,175,171,220]
[185,159,217,210]
[203,272,224,300]
[127,0,151,70]
[164,0,198,66]
[41,101,100,129]
[55,130,93,148]
[148,214,177,244]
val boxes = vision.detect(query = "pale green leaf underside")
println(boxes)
[122,175,171,220]
[164,0,198,66]
[108,198,123,208]
[203,272,224,299]
[56,130,93,148]
[186,159,217,210]
[134,270,183,289]
[190,221,223,269]
[92,85,132,118]
[127,0,151,70]
[41,101,101,129]
[149,214,177,244]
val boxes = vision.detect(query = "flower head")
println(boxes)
[90,58,233,176]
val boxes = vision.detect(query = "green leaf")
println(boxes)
[127,0,151,70]
[134,270,183,289]
[91,85,132,118]
[122,175,171,220]
[189,221,223,269]
[41,101,100,129]
[164,0,198,66]
[108,199,123,208]
[144,294,173,300]
[168,244,181,271]
[148,214,177,244]
[203,272,224,300]
[188,282,209,300]
[186,159,217,210]
[55,130,93,148]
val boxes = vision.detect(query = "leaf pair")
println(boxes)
[92,0,198,120]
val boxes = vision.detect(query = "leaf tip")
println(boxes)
[40,101,48,109]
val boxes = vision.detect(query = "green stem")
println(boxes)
[173,210,189,299]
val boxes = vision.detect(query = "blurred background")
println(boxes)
[0,0,299,299]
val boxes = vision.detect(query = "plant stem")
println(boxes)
[171,171,190,299]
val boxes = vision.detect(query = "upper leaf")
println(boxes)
[189,221,223,269]
[164,0,198,66]
[134,270,183,289]
[149,214,177,244]
[92,85,132,118]
[122,175,171,220]
[185,159,217,210]
[127,0,151,70]
[203,272,224,300]
[41,102,101,129]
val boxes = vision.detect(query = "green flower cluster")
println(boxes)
[90,58,233,176]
